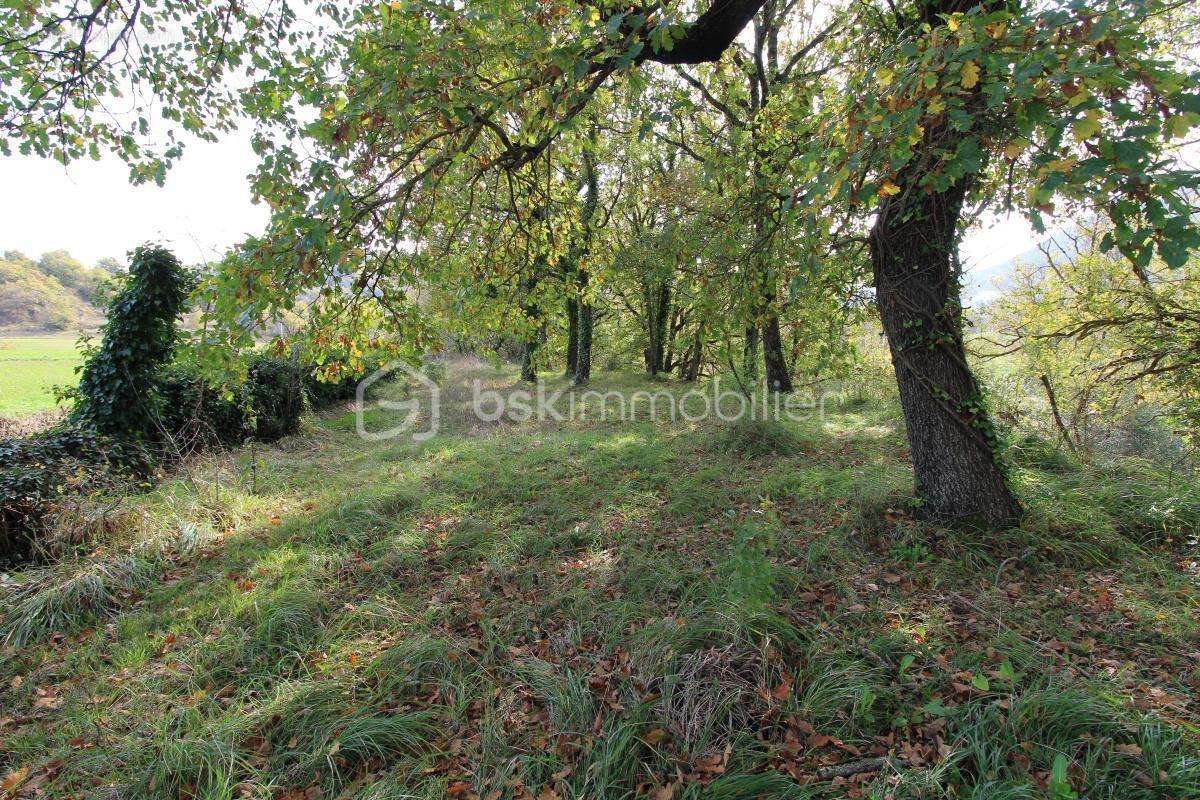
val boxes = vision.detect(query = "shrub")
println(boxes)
[303,369,360,409]
[246,356,306,442]
[0,425,151,560]
[73,246,192,438]
[156,367,251,452]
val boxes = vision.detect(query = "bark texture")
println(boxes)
[761,313,792,393]
[870,171,1020,525]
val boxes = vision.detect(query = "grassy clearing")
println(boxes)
[0,335,83,418]
[1,359,1198,799]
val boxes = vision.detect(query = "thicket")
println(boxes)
[1,246,372,561]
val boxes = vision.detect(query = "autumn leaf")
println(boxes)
[960,61,980,89]
[1072,117,1101,142]
[880,180,901,196]
[1,766,30,793]
[643,728,667,745]
[652,784,676,800]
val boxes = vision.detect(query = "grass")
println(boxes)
[0,358,1197,799]
[0,334,83,418]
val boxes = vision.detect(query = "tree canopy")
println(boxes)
[3,0,1198,523]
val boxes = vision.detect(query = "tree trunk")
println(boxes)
[565,297,579,377]
[573,301,593,386]
[520,336,538,383]
[682,327,704,382]
[870,172,1020,525]
[761,312,792,392]
[643,279,671,376]
[743,325,760,386]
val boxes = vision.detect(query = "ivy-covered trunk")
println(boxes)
[520,326,542,383]
[643,279,671,375]
[573,301,594,386]
[520,271,541,383]
[681,327,704,382]
[564,298,579,377]
[743,325,760,385]
[870,172,1021,525]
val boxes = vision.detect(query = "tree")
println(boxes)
[73,246,191,438]
[787,0,1199,523]
[1,1,292,182]
[6,0,1197,526]
[989,226,1200,449]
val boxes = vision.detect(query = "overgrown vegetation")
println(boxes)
[0,247,371,561]
[1,361,1195,798]
[2,1,1200,796]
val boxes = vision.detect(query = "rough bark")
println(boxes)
[761,312,792,392]
[870,170,1021,525]
[639,0,770,65]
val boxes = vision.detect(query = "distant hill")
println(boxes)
[0,250,115,332]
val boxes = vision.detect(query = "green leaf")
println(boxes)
[971,673,990,692]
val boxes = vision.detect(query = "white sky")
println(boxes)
[1,135,1041,288]
[1,132,268,268]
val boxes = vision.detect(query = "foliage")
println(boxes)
[0,424,151,560]
[0,251,104,332]
[155,367,252,451]
[0,2,292,183]
[989,227,1200,451]
[72,246,192,439]
[244,355,307,442]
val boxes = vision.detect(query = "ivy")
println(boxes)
[72,246,193,439]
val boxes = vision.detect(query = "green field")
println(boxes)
[0,334,83,418]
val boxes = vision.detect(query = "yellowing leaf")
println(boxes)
[1072,117,1101,142]
[960,61,980,89]
[880,180,901,196]
[1003,138,1027,159]
[946,15,961,32]
[876,67,894,88]
[1167,114,1195,139]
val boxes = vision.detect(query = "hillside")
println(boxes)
[2,360,1197,798]
[0,250,110,333]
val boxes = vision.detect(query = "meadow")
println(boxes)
[0,335,82,419]
[2,359,1197,799]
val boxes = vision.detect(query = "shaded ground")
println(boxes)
[1,359,1198,799]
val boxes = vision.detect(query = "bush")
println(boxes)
[73,246,192,438]
[303,370,360,409]
[156,367,251,452]
[0,425,151,560]
[246,356,306,442]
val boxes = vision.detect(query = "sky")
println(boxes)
[1,135,1043,299]
[1,132,268,268]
